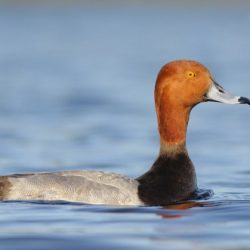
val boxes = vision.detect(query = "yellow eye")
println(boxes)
[186,71,196,78]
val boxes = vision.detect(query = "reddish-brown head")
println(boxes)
[154,60,249,152]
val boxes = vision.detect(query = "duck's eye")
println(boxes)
[186,71,196,78]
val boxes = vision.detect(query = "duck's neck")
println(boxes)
[156,93,191,155]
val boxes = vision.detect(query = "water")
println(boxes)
[0,2,250,249]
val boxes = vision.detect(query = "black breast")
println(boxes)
[137,153,197,206]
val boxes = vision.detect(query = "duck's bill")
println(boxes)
[204,80,250,105]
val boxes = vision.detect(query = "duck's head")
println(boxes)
[155,60,250,108]
[155,60,249,148]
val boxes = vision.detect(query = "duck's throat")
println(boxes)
[157,102,191,154]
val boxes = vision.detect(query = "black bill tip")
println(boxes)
[239,97,250,105]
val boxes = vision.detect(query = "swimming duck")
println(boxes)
[0,60,249,206]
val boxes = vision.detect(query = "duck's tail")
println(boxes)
[0,176,11,200]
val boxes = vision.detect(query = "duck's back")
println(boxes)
[0,171,142,205]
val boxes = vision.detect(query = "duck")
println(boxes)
[0,60,249,206]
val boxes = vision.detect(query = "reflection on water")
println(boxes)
[0,2,250,250]
[160,202,205,219]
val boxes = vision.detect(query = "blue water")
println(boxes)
[0,2,250,250]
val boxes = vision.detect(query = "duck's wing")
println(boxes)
[0,171,143,205]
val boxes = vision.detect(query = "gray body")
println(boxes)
[0,171,143,205]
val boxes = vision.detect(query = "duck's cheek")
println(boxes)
[181,90,205,107]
